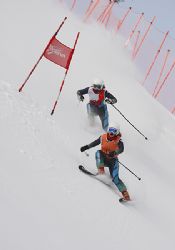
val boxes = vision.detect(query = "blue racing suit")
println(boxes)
[87,135,127,193]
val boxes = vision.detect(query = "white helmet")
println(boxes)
[93,78,105,90]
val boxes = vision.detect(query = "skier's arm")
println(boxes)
[105,90,117,104]
[77,87,89,96]
[88,137,101,148]
[80,137,101,152]
[77,87,89,102]
[115,140,124,155]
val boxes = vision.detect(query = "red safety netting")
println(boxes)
[62,0,175,114]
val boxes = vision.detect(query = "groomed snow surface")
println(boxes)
[0,1,175,250]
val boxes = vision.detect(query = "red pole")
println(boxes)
[101,2,114,24]
[70,0,76,11]
[132,30,140,59]
[153,49,170,97]
[154,59,175,99]
[97,2,111,22]
[18,17,67,92]
[142,31,169,85]
[85,0,94,15]
[105,9,111,27]
[124,12,144,47]
[51,32,80,115]
[84,0,100,22]
[171,107,175,114]
[133,16,156,59]
[115,7,132,33]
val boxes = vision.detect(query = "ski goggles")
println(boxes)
[107,127,119,136]
[93,84,105,90]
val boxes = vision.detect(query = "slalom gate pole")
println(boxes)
[84,0,100,22]
[116,7,132,33]
[132,30,140,59]
[110,103,148,140]
[133,16,156,59]
[142,31,169,86]
[70,0,76,11]
[97,3,110,22]
[152,49,170,97]
[118,160,141,181]
[101,2,114,24]
[85,1,93,15]
[50,32,80,115]
[124,12,144,47]
[18,17,67,92]
[154,58,175,99]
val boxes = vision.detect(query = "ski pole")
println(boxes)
[110,103,148,140]
[118,160,141,181]
[84,151,89,157]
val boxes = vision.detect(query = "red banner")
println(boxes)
[44,37,73,69]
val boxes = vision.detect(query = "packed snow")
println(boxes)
[0,1,175,249]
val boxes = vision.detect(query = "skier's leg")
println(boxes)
[109,159,127,191]
[110,160,130,200]
[87,103,95,126]
[95,150,105,174]
[98,105,109,131]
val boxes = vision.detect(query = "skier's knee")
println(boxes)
[95,150,104,168]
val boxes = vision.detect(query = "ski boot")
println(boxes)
[122,190,131,201]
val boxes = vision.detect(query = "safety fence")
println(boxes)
[60,0,175,115]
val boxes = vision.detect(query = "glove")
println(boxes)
[105,98,112,104]
[79,95,84,102]
[80,145,89,152]
[105,98,117,104]
[77,91,84,102]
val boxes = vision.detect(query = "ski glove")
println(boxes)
[77,91,84,102]
[79,95,84,102]
[105,98,117,104]
[80,145,89,152]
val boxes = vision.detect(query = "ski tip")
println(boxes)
[119,198,124,202]
[79,165,84,170]
[78,165,96,176]
[119,198,131,203]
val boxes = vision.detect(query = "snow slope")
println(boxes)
[0,1,175,249]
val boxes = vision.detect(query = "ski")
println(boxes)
[119,198,127,203]
[79,165,131,203]
[119,196,132,203]
[78,165,112,188]
[79,165,97,176]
